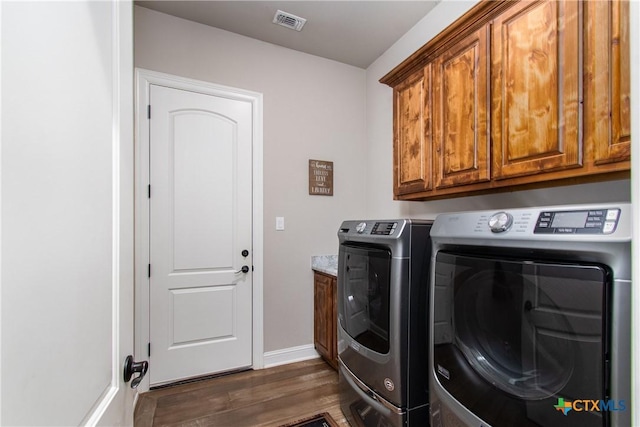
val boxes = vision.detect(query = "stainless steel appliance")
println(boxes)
[337,219,433,427]
[429,203,632,427]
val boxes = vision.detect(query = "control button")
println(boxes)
[488,212,513,233]
[606,209,620,221]
[556,228,577,234]
[384,378,395,392]
[356,222,367,234]
[603,221,616,234]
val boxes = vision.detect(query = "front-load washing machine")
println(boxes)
[429,203,631,427]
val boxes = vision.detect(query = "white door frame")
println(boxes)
[134,69,264,392]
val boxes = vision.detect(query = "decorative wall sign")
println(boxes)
[309,159,333,196]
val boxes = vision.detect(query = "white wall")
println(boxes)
[134,6,368,353]
[365,0,632,219]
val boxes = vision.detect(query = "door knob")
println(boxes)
[123,355,148,389]
[236,265,250,274]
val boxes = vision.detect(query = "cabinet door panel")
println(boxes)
[394,67,432,195]
[492,0,581,179]
[584,0,631,165]
[314,274,332,359]
[434,26,490,189]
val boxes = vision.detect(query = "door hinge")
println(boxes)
[148,264,151,278]
[148,343,151,357]
[148,184,151,199]
[147,104,151,119]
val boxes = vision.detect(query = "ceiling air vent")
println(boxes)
[273,10,307,32]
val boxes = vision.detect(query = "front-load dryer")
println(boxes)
[429,203,631,427]
[337,219,433,426]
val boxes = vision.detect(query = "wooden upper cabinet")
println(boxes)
[434,25,490,189]
[584,0,631,167]
[491,0,582,180]
[381,0,630,201]
[393,66,432,196]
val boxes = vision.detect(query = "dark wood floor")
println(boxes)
[134,358,349,427]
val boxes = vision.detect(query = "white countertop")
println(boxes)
[311,255,337,276]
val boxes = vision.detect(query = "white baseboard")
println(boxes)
[263,344,320,368]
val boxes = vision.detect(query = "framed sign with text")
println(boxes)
[309,159,333,196]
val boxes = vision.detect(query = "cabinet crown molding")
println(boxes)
[380,0,512,87]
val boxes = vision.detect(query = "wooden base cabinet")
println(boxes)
[382,0,631,201]
[313,271,337,370]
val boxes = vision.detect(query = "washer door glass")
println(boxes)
[433,251,609,424]
[339,244,392,354]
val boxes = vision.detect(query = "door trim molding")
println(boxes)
[134,68,264,391]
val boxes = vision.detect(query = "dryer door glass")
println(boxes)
[432,251,610,427]
[339,244,392,354]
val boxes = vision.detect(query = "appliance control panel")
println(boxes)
[339,220,403,236]
[431,204,630,241]
[534,208,620,234]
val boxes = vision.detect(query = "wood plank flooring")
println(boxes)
[134,358,349,427]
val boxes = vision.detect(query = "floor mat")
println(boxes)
[279,412,339,427]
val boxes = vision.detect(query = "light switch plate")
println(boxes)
[276,216,285,231]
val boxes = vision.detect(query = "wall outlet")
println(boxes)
[276,216,285,231]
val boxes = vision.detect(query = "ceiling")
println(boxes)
[135,1,440,69]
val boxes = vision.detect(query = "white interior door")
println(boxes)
[1,1,135,425]
[149,84,253,385]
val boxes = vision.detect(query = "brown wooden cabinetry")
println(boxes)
[491,0,581,180]
[584,0,631,168]
[394,67,433,195]
[434,25,490,189]
[381,0,630,201]
[313,271,337,370]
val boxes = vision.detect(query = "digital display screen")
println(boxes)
[372,222,396,235]
[551,211,588,228]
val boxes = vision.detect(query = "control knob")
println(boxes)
[488,212,513,233]
[356,222,367,234]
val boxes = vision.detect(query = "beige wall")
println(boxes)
[365,0,631,219]
[134,6,367,353]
